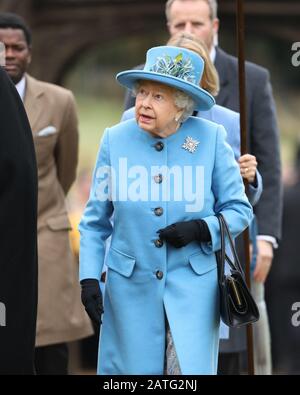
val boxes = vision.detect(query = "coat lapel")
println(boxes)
[24,74,45,134]
[214,47,231,107]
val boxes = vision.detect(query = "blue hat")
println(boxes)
[116,46,215,111]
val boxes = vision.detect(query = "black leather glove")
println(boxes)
[80,278,104,328]
[157,220,211,248]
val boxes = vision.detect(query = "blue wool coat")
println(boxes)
[121,105,263,341]
[79,117,253,375]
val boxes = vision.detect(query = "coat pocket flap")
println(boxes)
[46,215,72,231]
[188,251,217,275]
[106,247,136,278]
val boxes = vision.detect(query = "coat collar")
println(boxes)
[24,73,45,132]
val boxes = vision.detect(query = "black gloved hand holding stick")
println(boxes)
[157,219,211,248]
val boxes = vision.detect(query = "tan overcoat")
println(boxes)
[24,74,93,346]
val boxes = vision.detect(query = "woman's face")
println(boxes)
[135,80,182,137]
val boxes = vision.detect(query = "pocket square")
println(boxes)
[37,126,57,137]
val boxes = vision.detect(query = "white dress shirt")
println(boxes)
[15,75,26,102]
[210,46,217,64]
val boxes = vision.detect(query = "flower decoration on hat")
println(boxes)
[116,46,215,111]
[150,53,196,84]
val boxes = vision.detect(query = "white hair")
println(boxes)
[173,90,195,122]
[131,83,141,97]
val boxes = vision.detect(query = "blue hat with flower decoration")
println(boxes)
[116,46,215,111]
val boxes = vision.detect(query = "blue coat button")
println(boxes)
[154,239,163,248]
[154,142,164,151]
[154,207,163,216]
[156,270,164,280]
[154,174,163,184]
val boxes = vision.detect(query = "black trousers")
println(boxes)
[35,343,69,375]
[218,352,240,375]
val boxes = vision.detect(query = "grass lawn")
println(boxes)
[75,95,124,171]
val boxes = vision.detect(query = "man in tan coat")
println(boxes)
[0,12,93,374]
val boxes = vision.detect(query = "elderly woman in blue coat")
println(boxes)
[79,46,253,375]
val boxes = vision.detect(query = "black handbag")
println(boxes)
[215,213,260,328]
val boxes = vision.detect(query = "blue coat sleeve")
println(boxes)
[248,169,263,207]
[227,110,241,162]
[79,129,114,281]
[201,125,253,254]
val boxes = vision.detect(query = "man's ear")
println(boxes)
[213,18,219,36]
[167,22,172,35]
[27,46,32,67]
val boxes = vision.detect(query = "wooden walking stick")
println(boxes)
[236,0,255,375]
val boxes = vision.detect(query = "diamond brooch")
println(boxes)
[182,136,200,153]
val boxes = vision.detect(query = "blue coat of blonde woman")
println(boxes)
[79,46,253,375]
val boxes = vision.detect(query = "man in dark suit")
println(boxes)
[166,0,281,374]
[0,66,38,374]
[124,0,282,374]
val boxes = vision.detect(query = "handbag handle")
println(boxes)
[221,214,244,274]
[216,213,226,280]
[216,213,245,280]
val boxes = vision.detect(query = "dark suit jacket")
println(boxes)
[0,67,38,374]
[214,47,282,240]
[266,180,300,373]
[214,48,282,354]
